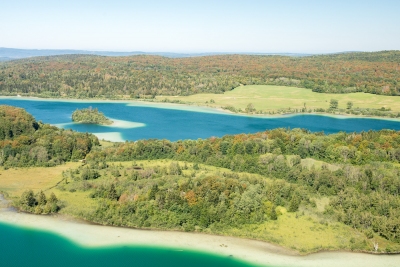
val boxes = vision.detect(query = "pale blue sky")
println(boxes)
[1,0,399,53]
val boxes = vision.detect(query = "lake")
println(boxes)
[1,98,400,142]
[0,221,258,267]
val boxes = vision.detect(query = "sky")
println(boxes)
[1,0,399,53]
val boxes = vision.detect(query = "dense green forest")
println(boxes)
[72,107,113,125]
[62,161,298,232]
[76,128,400,245]
[0,105,99,167]
[0,51,399,99]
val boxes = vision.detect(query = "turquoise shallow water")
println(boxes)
[1,98,400,141]
[0,222,260,267]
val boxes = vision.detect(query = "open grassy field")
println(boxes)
[0,162,81,197]
[156,85,400,114]
[223,212,367,253]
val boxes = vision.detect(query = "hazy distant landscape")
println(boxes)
[0,47,313,61]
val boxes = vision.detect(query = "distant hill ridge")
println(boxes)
[0,47,317,60]
[0,50,399,98]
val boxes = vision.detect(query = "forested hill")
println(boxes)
[0,51,398,99]
[84,128,400,245]
[0,105,99,167]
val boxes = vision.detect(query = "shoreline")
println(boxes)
[0,196,399,267]
[1,95,399,122]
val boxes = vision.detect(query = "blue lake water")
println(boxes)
[1,98,400,141]
[0,222,258,267]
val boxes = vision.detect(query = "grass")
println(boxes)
[223,213,360,252]
[225,212,398,254]
[0,162,81,197]
[99,140,115,148]
[156,85,400,114]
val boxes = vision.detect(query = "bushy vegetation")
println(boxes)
[0,105,99,167]
[0,51,399,99]
[72,107,113,125]
[87,128,400,166]
[70,128,400,245]
[57,156,400,252]
[61,161,289,230]
[16,190,60,214]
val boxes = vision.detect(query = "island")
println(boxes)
[72,107,113,125]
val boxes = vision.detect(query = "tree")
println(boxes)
[107,184,119,200]
[347,101,353,109]
[48,192,58,203]
[330,99,338,109]
[270,205,278,220]
[148,184,159,200]
[169,162,182,175]
[288,194,301,212]
[20,190,36,207]
[47,192,59,213]
[37,191,47,205]
[245,103,255,113]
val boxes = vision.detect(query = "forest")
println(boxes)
[0,105,99,167]
[0,51,399,99]
[76,128,400,244]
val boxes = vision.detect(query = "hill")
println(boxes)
[0,47,312,60]
[0,51,399,99]
[0,105,99,167]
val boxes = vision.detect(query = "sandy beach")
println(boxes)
[0,201,398,267]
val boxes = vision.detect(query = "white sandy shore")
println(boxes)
[105,118,146,129]
[91,132,125,142]
[55,119,145,129]
[126,101,229,115]
[54,118,146,142]
[0,206,398,267]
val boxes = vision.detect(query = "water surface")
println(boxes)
[1,98,400,141]
[0,222,259,267]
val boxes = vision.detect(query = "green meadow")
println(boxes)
[157,85,400,114]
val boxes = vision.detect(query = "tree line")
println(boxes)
[0,51,399,99]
